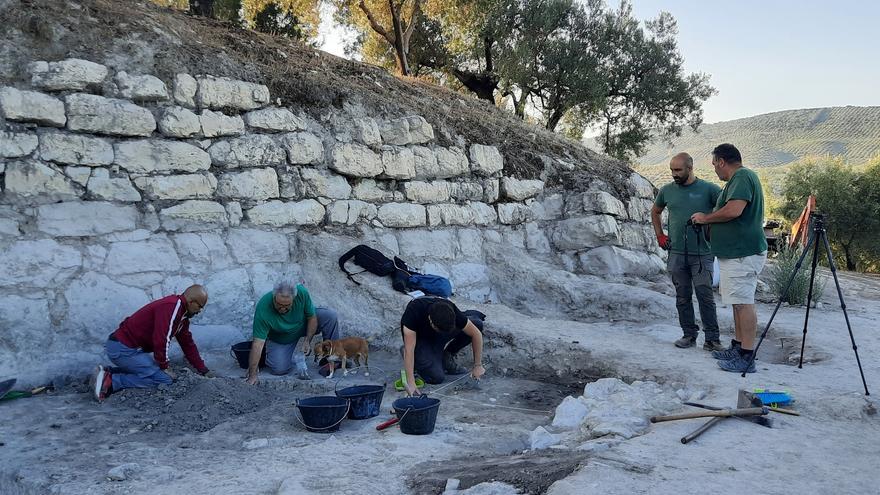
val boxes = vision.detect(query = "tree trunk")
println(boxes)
[189,0,214,17]
[451,69,496,102]
[513,89,529,118]
[389,0,410,75]
[545,107,565,131]
[842,243,857,271]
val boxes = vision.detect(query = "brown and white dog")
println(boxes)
[312,337,369,378]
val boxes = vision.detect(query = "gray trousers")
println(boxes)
[265,307,340,375]
[668,253,719,341]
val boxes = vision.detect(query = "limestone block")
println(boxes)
[90,168,109,179]
[468,202,497,226]
[536,193,564,220]
[406,115,434,144]
[87,177,141,202]
[39,132,113,166]
[209,135,285,168]
[620,222,651,250]
[379,117,411,145]
[226,202,243,226]
[159,201,230,232]
[326,200,377,225]
[451,262,491,301]
[64,94,155,136]
[469,144,503,176]
[61,166,89,186]
[0,296,49,351]
[629,172,655,198]
[63,273,149,335]
[403,181,450,204]
[578,191,627,217]
[278,168,303,199]
[173,73,197,108]
[300,168,351,199]
[4,160,79,202]
[172,232,232,272]
[196,76,270,111]
[377,203,427,228]
[501,177,544,201]
[355,118,381,145]
[397,229,457,259]
[0,87,66,126]
[280,132,323,164]
[201,268,254,325]
[551,215,621,250]
[449,182,483,201]
[627,198,654,222]
[29,58,108,91]
[246,199,325,227]
[244,107,306,132]
[0,131,38,158]
[200,109,245,138]
[227,228,290,263]
[351,179,394,202]
[0,239,81,287]
[431,147,470,178]
[483,179,500,203]
[380,146,416,179]
[104,236,181,274]
[579,245,665,277]
[217,168,279,201]
[115,71,169,101]
[36,201,138,236]
[133,174,217,200]
[411,146,437,176]
[426,204,473,226]
[329,143,383,177]
[497,203,533,225]
[457,229,483,258]
[502,228,525,248]
[115,140,210,174]
[157,107,201,138]
[525,222,552,254]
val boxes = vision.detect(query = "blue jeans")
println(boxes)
[265,307,340,375]
[105,339,174,391]
[668,253,719,341]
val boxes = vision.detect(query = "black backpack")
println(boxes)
[338,245,397,284]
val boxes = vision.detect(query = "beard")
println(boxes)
[672,175,686,184]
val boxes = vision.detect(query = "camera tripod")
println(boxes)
[745,213,869,395]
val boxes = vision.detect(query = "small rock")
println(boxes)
[445,478,461,492]
[107,463,139,481]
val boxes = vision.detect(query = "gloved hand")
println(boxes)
[656,233,671,250]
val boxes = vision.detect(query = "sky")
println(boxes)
[317,1,880,124]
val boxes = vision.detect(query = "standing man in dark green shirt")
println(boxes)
[691,143,768,374]
[652,152,724,351]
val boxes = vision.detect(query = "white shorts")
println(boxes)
[718,252,767,305]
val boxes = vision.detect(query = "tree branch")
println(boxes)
[402,0,422,47]
[358,0,395,46]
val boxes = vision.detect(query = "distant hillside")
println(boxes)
[607,106,880,183]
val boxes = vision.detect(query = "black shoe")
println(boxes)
[674,336,697,348]
[442,351,467,375]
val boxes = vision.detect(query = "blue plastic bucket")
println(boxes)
[336,385,385,420]
[392,396,441,435]
[295,396,350,433]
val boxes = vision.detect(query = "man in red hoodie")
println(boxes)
[89,285,213,402]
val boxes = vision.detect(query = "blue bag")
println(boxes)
[406,274,453,297]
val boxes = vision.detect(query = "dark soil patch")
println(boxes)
[409,450,591,495]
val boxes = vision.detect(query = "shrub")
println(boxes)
[767,244,825,305]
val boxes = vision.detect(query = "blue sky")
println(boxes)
[318,1,880,123]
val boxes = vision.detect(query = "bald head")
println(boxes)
[669,152,694,185]
[183,284,208,317]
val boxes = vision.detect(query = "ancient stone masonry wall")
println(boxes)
[0,58,662,374]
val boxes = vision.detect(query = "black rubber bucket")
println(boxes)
[230,341,266,369]
[392,396,441,435]
[295,396,350,433]
[336,385,385,420]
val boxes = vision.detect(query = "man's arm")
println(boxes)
[402,326,419,395]
[246,338,265,385]
[461,320,485,380]
[692,200,747,224]
[152,300,183,372]
[302,316,318,354]
[176,320,209,374]
[651,205,670,249]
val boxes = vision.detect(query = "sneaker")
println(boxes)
[674,336,697,348]
[89,365,112,402]
[711,340,742,360]
[703,340,726,352]
[718,354,756,373]
[442,351,467,375]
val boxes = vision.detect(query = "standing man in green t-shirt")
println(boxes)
[652,152,724,351]
[691,143,768,374]
[245,280,340,384]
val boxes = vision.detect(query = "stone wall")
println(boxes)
[0,58,663,377]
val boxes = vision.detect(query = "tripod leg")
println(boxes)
[797,234,823,368]
[744,229,818,377]
[820,232,870,395]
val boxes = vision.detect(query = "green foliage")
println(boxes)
[767,244,825,306]
[252,2,307,39]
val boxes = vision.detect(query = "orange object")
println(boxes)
[789,195,816,248]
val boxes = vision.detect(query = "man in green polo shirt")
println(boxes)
[245,280,340,384]
[691,143,768,374]
[652,152,723,351]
